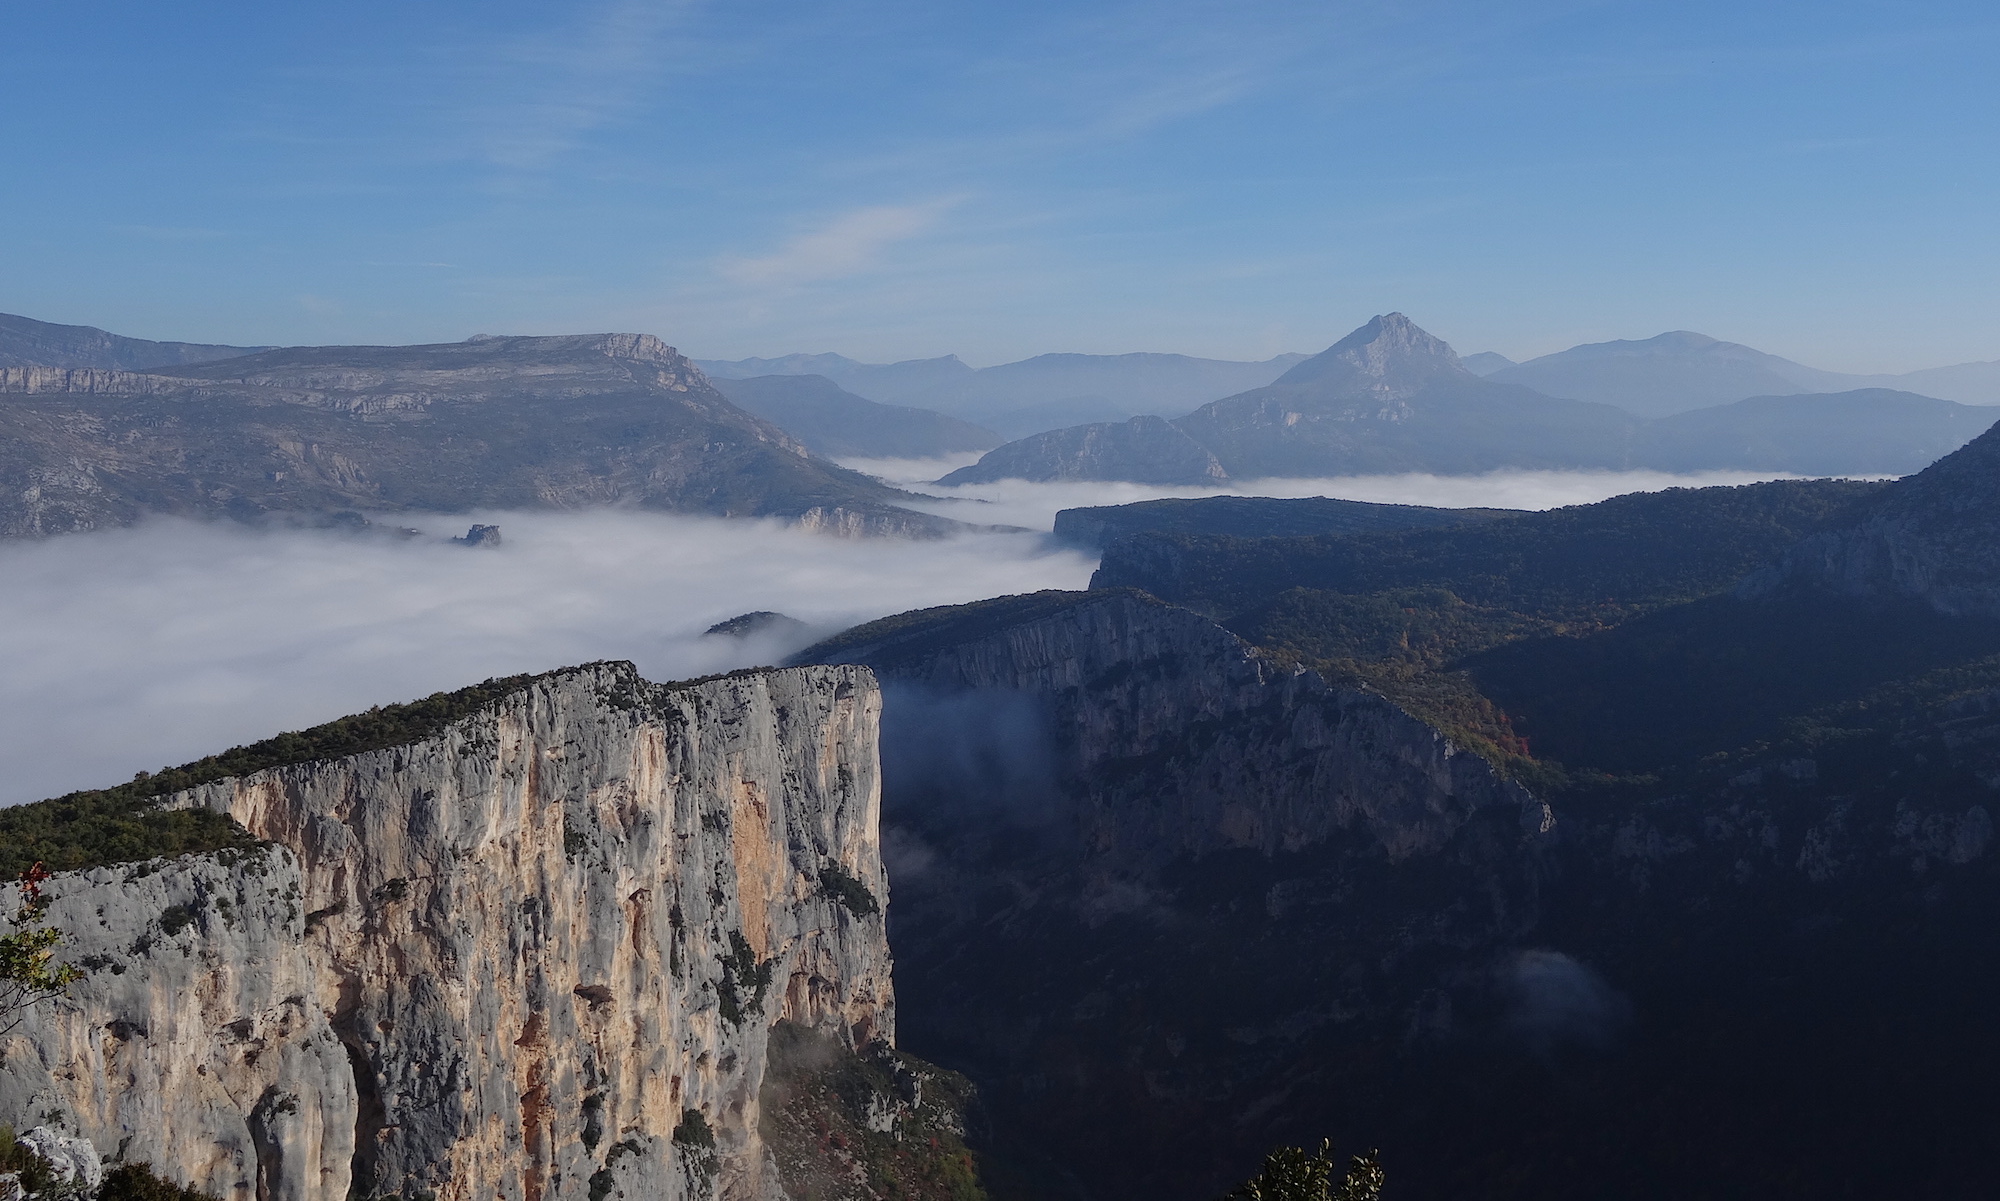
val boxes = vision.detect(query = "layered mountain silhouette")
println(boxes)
[697,347,1308,438]
[1459,350,1516,375]
[708,373,1001,458]
[941,315,1998,484]
[1492,329,2000,415]
[0,329,959,538]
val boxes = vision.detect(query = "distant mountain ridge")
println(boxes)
[940,315,1999,485]
[0,311,265,371]
[695,347,1309,436]
[1494,329,2000,415]
[945,314,1646,484]
[708,374,1001,458]
[0,329,960,538]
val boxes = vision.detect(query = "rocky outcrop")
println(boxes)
[0,662,893,1201]
[0,367,172,395]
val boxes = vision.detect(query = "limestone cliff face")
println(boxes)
[0,662,892,1201]
[0,367,168,395]
[809,589,1551,866]
[0,848,354,1201]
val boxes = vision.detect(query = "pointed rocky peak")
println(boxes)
[1272,313,1470,395]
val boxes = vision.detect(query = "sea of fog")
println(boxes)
[1,466,1822,805]
[840,454,1818,530]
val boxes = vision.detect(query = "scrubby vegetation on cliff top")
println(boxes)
[0,671,550,877]
[1,659,865,879]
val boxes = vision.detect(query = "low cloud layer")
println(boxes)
[846,455,1825,531]
[0,511,1094,806]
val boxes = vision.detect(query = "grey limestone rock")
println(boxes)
[0,662,892,1201]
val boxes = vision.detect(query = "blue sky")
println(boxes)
[2,0,1995,369]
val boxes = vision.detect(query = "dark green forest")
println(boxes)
[1085,479,2000,799]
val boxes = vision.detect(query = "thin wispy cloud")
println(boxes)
[717,199,959,289]
[456,0,706,170]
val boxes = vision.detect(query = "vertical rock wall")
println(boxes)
[813,589,1551,865]
[0,662,892,1201]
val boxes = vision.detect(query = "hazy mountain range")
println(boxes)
[6,307,1999,542]
[695,348,1311,437]
[1471,330,2000,415]
[941,315,1999,484]
[706,330,2000,434]
[708,374,1001,459]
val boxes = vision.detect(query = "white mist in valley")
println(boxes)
[848,455,1840,531]
[0,511,1095,807]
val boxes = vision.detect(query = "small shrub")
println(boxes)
[581,1092,606,1152]
[715,932,772,1026]
[817,863,880,918]
[98,1162,224,1201]
[158,905,197,936]
[672,1109,714,1149]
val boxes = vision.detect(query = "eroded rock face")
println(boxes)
[0,847,352,1201]
[0,663,892,1201]
[810,589,1551,866]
